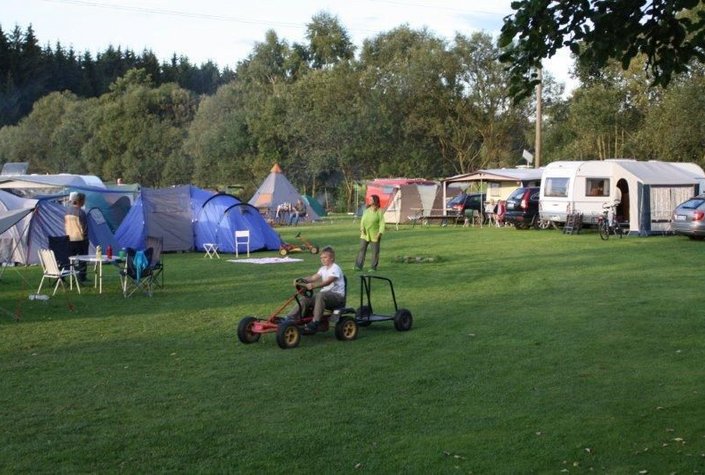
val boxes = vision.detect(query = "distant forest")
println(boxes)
[0,24,235,127]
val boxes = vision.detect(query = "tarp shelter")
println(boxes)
[194,193,281,253]
[249,164,320,222]
[302,194,326,217]
[443,168,544,204]
[365,178,437,210]
[383,183,445,226]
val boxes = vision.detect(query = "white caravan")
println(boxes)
[539,159,705,235]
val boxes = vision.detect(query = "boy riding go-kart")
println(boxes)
[237,246,358,349]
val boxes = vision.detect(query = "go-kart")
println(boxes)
[353,275,413,331]
[237,275,412,349]
[279,232,319,256]
[237,278,358,349]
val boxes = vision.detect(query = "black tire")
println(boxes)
[309,246,319,254]
[356,305,372,327]
[335,316,358,341]
[599,222,610,240]
[279,248,288,256]
[237,316,261,344]
[393,309,413,331]
[276,321,301,349]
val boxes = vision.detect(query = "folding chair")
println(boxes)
[36,248,81,296]
[234,230,250,258]
[120,247,154,297]
[146,235,164,288]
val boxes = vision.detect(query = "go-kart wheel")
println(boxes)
[393,308,413,331]
[355,305,372,327]
[279,248,288,256]
[237,316,261,344]
[276,321,301,349]
[335,316,358,341]
[295,278,314,298]
[309,246,319,254]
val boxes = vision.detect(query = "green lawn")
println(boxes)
[2,218,704,473]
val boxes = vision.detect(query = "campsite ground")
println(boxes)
[1,217,704,473]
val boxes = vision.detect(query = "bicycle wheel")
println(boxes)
[599,221,610,240]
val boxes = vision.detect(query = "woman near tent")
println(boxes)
[354,194,385,272]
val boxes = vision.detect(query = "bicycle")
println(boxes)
[597,201,624,240]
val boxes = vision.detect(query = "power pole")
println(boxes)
[534,67,542,168]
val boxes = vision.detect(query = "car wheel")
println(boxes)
[335,316,358,341]
[393,309,413,331]
[356,305,372,327]
[237,316,261,344]
[276,321,301,349]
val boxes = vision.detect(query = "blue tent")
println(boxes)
[0,190,119,265]
[115,186,280,253]
[193,192,281,253]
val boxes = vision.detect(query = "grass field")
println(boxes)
[2,218,705,473]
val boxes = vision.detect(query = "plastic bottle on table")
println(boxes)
[106,245,113,259]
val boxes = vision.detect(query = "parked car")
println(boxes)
[671,194,705,239]
[446,192,486,221]
[504,186,540,229]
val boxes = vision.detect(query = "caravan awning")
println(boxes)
[0,208,33,235]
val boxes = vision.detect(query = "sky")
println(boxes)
[2,0,577,93]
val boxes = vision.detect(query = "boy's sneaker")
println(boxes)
[303,321,320,334]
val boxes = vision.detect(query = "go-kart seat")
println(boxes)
[322,275,351,317]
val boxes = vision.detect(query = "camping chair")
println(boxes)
[120,247,155,297]
[36,248,81,296]
[234,230,250,258]
[146,235,164,288]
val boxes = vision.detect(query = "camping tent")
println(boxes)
[249,164,320,223]
[302,194,326,217]
[115,186,281,253]
[383,183,445,225]
[365,178,437,210]
[0,189,119,265]
[194,192,281,253]
[115,186,196,252]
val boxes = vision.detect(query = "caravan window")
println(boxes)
[544,177,569,197]
[586,178,609,197]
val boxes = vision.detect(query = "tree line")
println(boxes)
[2,8,705,211]
[0,23,234,127]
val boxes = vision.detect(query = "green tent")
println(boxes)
[302,194,326,217]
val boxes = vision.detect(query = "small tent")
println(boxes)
[194,193,281,253]
[302,194,326,217]
[249,164,320,222]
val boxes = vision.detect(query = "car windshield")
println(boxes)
[508,189,525,200]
